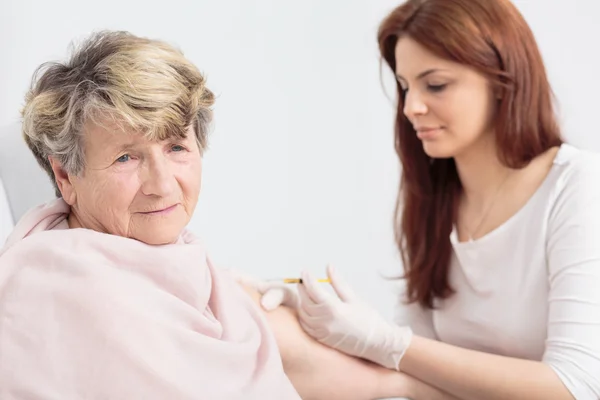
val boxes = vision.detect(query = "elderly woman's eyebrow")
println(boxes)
[107,137,188,155]
[103,142,137,155]
[116,142,137,150]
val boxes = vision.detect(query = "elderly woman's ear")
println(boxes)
[48,156,76,205]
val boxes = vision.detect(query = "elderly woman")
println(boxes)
[0,31,409,399]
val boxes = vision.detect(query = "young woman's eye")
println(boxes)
[427,84,447,93]
[116,154,130,163]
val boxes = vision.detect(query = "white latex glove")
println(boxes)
[297,265,413,371]
[225,268,300,310]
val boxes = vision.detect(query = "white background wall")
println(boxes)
[1,0,599,319]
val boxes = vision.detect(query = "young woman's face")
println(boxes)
[394,36,498,159]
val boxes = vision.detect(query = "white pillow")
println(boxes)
[0,123,55,225]
[0,177,14,246]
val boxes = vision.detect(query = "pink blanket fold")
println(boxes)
[0,199,300,399]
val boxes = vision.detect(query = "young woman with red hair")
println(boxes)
[258,0,600,398]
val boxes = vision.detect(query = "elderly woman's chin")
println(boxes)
[129,205,190,245]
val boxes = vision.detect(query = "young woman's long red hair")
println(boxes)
[377,0,563,308]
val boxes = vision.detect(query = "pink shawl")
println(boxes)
[0,199,300,399]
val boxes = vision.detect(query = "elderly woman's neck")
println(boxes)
[67,212,83,230]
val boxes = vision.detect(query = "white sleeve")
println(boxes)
[393,280,438,340]
[543,156,600,400]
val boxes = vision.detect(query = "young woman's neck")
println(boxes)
[453,133,513,207]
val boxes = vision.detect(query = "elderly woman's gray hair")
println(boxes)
[21,30,215,197]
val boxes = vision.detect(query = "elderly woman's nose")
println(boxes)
[140,154,177,197]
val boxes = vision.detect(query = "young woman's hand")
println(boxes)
[297,265,413,370]
[226,268,300,310]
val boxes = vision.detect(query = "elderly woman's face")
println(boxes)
[59,120,202,245]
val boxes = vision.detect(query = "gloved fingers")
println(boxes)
[298,308,350,353]
[326,264,357,303]
[260,286,299,310]
[300,270,330,304]
[297,305,314,328]
[297,298,330,323]
[297,283,322,316]
[297,282,312,306]
[330,332,354,352]
[299,315,328,341]
[223,269,300,310]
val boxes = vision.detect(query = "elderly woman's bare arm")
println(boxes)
[240,285,462,400]
[239,284,403,399]
[239,284,459,400]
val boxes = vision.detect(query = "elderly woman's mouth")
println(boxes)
[138,204,179,216]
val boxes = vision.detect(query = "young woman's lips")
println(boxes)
[416,127,444,140]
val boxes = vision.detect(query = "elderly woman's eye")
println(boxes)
[116,154,130,163]
[171,145,186,152]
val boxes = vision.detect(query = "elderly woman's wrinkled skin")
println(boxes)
[49,122,201,245]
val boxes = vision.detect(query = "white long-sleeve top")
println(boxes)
[395,144,600,399]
